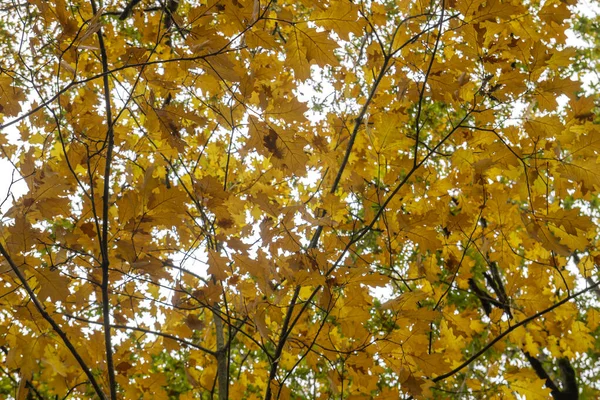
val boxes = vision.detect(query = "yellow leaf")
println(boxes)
[587,308,600,331]
[0,76,26,117]
[207,249,230,281]
[285,27,338,80]
[509,377,552,400]
[35,270,70,302]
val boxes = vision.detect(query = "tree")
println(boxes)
[0,0,599,398]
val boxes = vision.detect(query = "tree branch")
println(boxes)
[61,313,217,356]
[431,279,600,384]
[213,305,229,400]
[413,0,445,166]
[0,243,107,400]
[263,286,300,400]
[523,351,561,394]
[89,0,117,397]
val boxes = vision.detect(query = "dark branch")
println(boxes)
[523,351,561,394]
[0,243,107,399]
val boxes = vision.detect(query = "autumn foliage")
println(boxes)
[0,0,599,398]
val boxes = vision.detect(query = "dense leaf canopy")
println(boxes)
[0,0,599,398]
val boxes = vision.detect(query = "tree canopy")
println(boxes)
[0,0,599,398]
